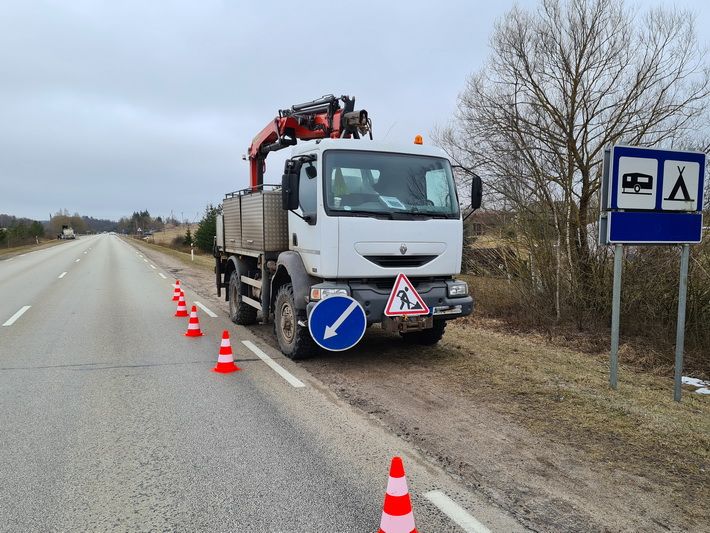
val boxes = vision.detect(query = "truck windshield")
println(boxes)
[323,150,459,219]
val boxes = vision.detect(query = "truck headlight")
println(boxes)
[447,280,468,298]
[310,287,349,301]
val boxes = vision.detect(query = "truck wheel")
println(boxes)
[401,320,446,346]
[274,283,315,360]
[228,271,257,325]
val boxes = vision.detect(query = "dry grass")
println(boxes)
[0,238,66,258]
[440,319,709,502]
[126,237,213,271]
[145,225,188,246]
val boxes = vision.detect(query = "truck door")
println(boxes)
[289,158,320,275]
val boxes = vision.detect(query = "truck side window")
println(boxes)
[299,162,317,222]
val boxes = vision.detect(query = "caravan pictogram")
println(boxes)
[384,273,430,316]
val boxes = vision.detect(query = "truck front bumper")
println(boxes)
[306,279,474,324]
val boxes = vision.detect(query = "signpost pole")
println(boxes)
[673,244,690,402]
[609,243,623,390]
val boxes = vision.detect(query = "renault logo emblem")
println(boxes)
[399,243,407,255]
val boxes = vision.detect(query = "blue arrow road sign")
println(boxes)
[308,296,367,351]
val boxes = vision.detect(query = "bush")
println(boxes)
[183,227,193,247]
[194,204,221,253]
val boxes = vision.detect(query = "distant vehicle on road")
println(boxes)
[59,225,76,240]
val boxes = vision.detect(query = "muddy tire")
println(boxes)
[274,283,315,360]
[401,320,446,345]
[228,270,257,325]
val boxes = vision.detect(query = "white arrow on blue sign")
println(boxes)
[308,295,367,351]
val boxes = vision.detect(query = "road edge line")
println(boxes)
[241,340,305,388]
[424,490,491,533]
[194,301,217,318]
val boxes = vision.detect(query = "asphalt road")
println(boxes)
[0,235,525,532]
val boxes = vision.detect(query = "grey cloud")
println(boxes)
[1,0,707,220]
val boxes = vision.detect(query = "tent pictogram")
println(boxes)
[664,165,693,202]
[384,273,430,316]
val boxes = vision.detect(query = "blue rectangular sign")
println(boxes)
[603,145,706,244]
[608,212,703,244]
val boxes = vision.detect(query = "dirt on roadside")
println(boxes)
[129,238,710,533]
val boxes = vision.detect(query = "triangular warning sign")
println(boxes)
[384,273,430,316]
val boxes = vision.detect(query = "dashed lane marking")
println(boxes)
[158,273,167,279]
[75,259,80,263]
[143,259,148,263]
[424,491,491,533]
[3,306,31,327]
[241,340,306,388]
[194,301,217,318]
[83,251,87,254]
[58,272,67,279]
[149,264,156,269]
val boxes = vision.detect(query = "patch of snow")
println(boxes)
[695,388,710,395]
[681,376,708,388]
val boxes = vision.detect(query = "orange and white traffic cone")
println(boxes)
[184,305,204,337]
[213,330,240,373]
[378,457,417,533]
[172,280,181,301]
[174,292,188,317]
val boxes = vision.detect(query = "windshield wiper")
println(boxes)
[338,209,394,219]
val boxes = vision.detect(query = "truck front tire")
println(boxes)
[400,319,446,345]
[228,271,257,325]
[274,283,315,360]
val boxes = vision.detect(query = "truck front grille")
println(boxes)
[363,255,437,268]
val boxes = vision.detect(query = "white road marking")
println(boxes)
[58,272,67,279]
[241,340,305,388]
[158,273,167,279]
[75,259,81,263]
[194,301,217,317]
[3,306,31,327]
[150,264,156,269]
[83,251,87,254]
[424,491,491,533]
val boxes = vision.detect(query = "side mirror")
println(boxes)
[470,175,482,210]
[281,171,299,210]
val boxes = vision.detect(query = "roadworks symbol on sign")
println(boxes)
[385,273,430,316]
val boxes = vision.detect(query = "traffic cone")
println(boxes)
[174,292,188,317]
[172,280,181,301]
[184,305,204,337]
[378,457,417,533]
[213,330,240,373]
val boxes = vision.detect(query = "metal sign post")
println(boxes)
[609,244,623,390]
[673,244,690,402]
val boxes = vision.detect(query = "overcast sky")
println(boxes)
[1,1,708,222]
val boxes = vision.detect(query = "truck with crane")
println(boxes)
[214,95,480,359]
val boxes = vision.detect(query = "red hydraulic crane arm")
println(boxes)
[248,95,370,189]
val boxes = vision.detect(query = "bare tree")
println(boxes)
[438,0,709,323]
